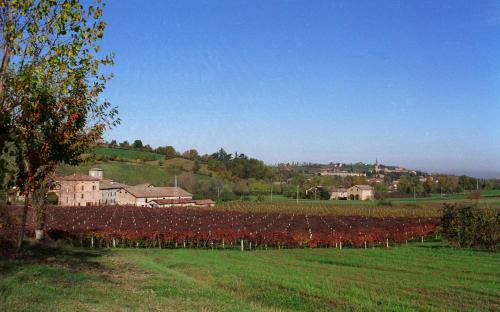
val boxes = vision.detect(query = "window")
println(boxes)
[81,194,84,199]
[81,185,84,191]
[92,185,96,190]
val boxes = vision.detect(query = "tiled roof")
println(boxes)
[194,199,215,206]
[100,181,128,190]
[352,185,374,190]
[123,186,192,198]
[56,174,100,182]
[331,188,348,192]
[150,198,194,205]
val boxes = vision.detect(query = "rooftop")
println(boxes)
[122,186,192,198]
[56,173,100,182]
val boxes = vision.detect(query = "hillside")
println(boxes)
[93,146,164,161]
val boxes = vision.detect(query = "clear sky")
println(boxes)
[99,0,500,178]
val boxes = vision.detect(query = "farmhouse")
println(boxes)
[347,185,374,200]
[56,173,100,206]
[117,185,193,207]
[149,198,215,208]
[330,188,348,200]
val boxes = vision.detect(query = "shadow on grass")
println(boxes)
[0,241,111,275]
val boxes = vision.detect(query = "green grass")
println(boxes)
[1,243,498,311]
[93,146,164,161]
[57,161,180,186]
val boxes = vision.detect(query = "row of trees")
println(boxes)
[397,174,496,196]
[0,0,117,247]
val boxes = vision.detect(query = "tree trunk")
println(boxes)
[17,193,29,249]
[32,188,47,241]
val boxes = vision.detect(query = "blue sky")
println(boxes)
[99,0,500,178]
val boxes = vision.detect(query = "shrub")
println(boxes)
[440,204,499,250]
[256,195,265,202]
[377,200,392,206]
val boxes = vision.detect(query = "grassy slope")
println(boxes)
[93,146,164,161]
[57,161,180,186]
[1,243,498,311]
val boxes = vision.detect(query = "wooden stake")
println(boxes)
[240,239,244,251]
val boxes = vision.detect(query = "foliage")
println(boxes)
[440,204,499,250]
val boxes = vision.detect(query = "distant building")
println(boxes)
[347,185,374,200]
[56,173,100,206]
[319,170,366,177]
[330,188,348,200]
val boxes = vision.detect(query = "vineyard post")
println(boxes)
[183,240,186,248]
[405,239,408,246]
[340,241,342,250]
[91,236,94,248]
[364,241,367,249]
[222,238,225,248]
[386,238,389,248]
[240,239,244,251]
[421,236,424,243]
[113,238,116,248]
[249,241,252,250]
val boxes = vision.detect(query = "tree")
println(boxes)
[423,177,435,194]
[0,0,118,247]
[193,159,201,173]
[132,139,143,149]
[155,145,177,158]
[374,183,388,200]
[182,149,199,160]
[109,139,117,147]
[120,140,130,148]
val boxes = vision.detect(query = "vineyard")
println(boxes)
[7,205,438,249]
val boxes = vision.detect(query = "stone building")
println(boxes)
[100,181,127,205]
[56,173,100,206]
[347,185,374,200]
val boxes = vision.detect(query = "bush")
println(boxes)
[256,195,265,202]
[440,204,499,250]
[377,200,392,206]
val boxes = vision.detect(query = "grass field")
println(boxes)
[1,242,498,311]
[93,147,165,161]
[57,161,180,186]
